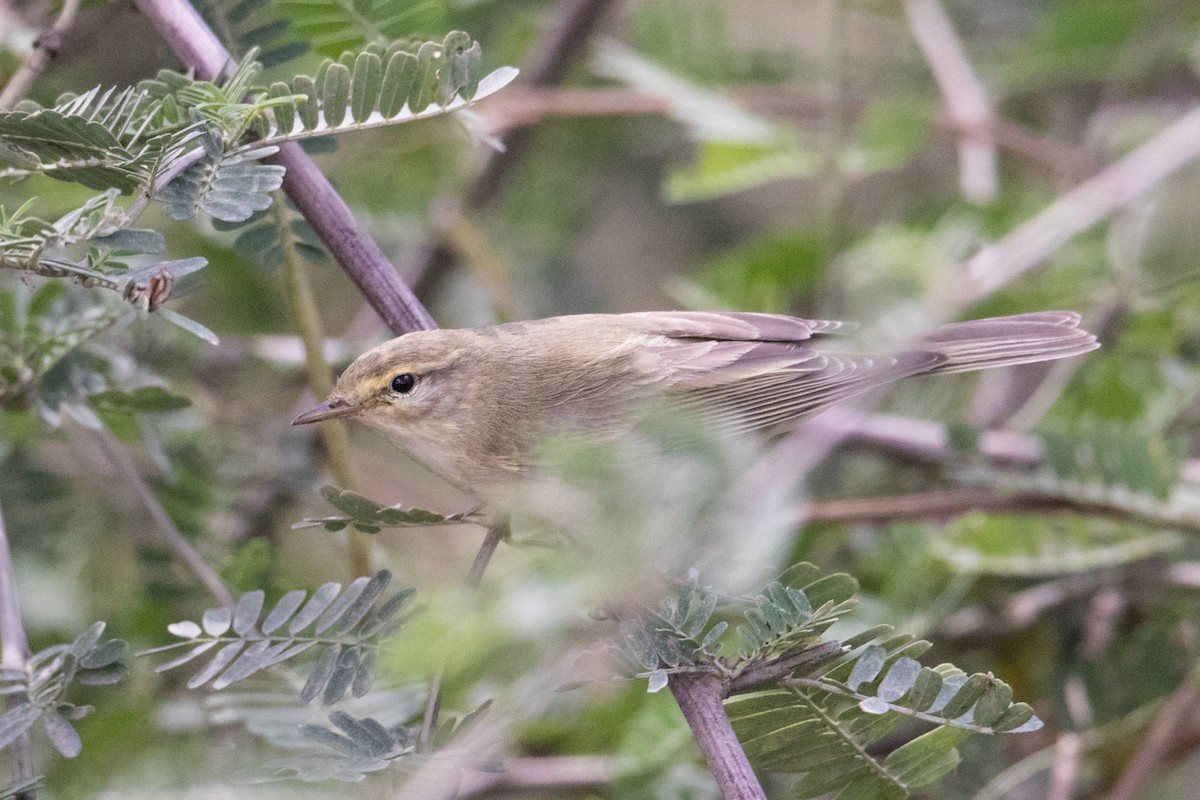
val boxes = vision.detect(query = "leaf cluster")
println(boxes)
[0,33,513,298]
[0,622,128,759]
[292,484,482,533]
[614,566,1041,799]
[143,570,412,704]
[616,565,859,684]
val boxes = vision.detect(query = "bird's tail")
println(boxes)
[921,311,1098,374]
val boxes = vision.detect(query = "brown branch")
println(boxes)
[0,500,35,800]
[0,0,82,111]
[797,486,1031,525]
[131,0,435,335]
[811,407,1200,490]
[792,485,1200,534]
[670,671,767,800]
[808,408,1042,466]
[465,0,615,210]
[985,116,1098,184]
[485,85,1093,184]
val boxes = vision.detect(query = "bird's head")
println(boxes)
[291,330,480,439]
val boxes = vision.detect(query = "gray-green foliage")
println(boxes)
[251,700,489,783]
[0,32,512,295]
[292,484,482,533]
[0,622,128,759]
[142,570,412,704]
[615,567,1040,800]
[927,419,1194,575]
[0,279,202,431]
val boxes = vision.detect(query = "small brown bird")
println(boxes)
[293,311,1097,499]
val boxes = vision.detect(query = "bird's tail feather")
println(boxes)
[921,312,1098,375]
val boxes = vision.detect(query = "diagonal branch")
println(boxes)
[131,0,436,334]
[93,430,234,608]
[966,103,1200,299]
[792,486,1200,534]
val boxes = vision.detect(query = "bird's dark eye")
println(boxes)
[390,373,416,394]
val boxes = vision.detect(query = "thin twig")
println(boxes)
[811,406,1200,484]
[966,103,1200,299]
[413,0,616,297]
[131,0,436,335]
[904,0,997,203]
[1106,660,1200,800]
[792,486,1200,534]
[417,517,510,752]
[93,429,234,607]
[0,0,83,111]
[669,671,766,800]
[809,407,1041,467]
[728,641,845,694]
[465,516,509,591]
[465,0,615,210]
[0,500,36,800]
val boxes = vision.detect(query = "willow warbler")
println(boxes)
[292,311,1096,499]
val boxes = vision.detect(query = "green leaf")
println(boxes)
[350,52,383,123]
[906,667,944,712]
[380,51,419,117]
[322,63,352,128]
[881,726,968,790]
[940,673,989,720]
[972,679,1014,728]
[293,75,319,130]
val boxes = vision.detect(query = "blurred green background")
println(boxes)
[5,0,1200,797]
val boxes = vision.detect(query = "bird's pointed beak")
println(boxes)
[292,397,361,425]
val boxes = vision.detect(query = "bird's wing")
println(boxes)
[668,350,944,432]
[611,311,914,431]
[618,316,940,432]
[620,310,844,342]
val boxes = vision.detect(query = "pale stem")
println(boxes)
[0,500,35,799]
